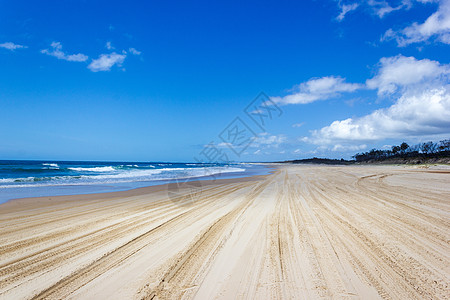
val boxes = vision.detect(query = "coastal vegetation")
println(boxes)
[282,139,450,165]
[353,139,450,163]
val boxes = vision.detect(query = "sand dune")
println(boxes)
[0,165,449,299]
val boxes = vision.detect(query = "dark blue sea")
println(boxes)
[0,160,270,204]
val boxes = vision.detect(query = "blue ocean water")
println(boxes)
[0,160,270,204]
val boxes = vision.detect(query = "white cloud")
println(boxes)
[0,42,27,50]
[368,0,407,18]
[336,3,359,21]
[88,52,126,72]
[305,87,450,144]
[251,133,287,148]
[129,47,141,55]
[301,55,450,149]
[292,123,304,128]
[271,76,362,105]
[332,144,367,151]
[210,142,233,148]
[201,133,286,155]
[106,41,114,50]
[335,0,442,22]
[41,42,88,62]
[335,0,412,20]
[366,55,449,95]
[383,0,450,46]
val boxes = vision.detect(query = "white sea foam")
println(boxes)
[68,166,116,172]
[0,176,52,183]
[0,166,246,189]
[42,163,59,169]
[86,169,164,179]
[42,163,59,167]
[0,178,16,183]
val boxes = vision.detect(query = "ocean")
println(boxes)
[0,160,270,204]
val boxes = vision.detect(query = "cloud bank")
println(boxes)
[302,55,450,147]
[306,88,450,144]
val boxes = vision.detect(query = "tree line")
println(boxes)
[353,139,450,162]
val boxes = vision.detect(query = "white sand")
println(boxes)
[0,164,449,299]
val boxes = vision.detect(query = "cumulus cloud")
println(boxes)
[336,3,359,21]
[302,55,450,148]
[41,42,88,62]
[271,76,362,105]
[305,88,450,144]
[88,52,126,72]
[383,0,450,46]
[366,54,449,95]
[0,42,27,50]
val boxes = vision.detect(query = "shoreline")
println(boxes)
[0,172,270,212]
[0,164,276,208]
[3,162,448,211]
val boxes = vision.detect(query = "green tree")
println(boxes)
[392,145,401,155]
[400,142,409,152]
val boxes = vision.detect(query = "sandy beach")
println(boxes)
[0,164,449,299]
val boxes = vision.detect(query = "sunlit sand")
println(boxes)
[0,164,449,299]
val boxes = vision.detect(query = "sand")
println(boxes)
[0,164,449,299]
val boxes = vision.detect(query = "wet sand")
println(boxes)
[0,165,449,299]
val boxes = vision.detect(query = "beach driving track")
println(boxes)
[0,165,448,299]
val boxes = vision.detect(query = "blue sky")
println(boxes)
[0,0,449,162]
